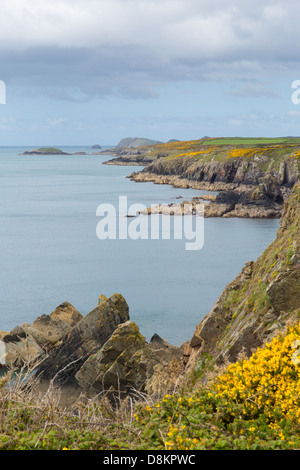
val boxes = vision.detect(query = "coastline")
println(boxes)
[128,171,284,219]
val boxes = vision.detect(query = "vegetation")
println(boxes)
[1,319,300,450]
[132,136,300,169]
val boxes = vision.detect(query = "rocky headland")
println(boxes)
[103,137,300,218]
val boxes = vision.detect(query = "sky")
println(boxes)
[0,0,300,146]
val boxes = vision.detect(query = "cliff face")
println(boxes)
[124,141,300,217]
[184,182,300,382]
[142,152,299,187]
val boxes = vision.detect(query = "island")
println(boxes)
[21,147,70,155]
[20,147,104,156]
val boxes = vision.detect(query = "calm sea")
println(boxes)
[0,146,279,346]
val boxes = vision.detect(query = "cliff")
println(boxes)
[183,182,300,384]
[105,138,300,188]
[118,137,300,217]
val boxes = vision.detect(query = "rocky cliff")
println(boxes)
[104,138,300,217]
[183,182,300,384]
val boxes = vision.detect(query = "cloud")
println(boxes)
[0,0,299,100]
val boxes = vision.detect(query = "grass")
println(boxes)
[134,136,300,173]
[2,320,300,451]
[200,137,300,146]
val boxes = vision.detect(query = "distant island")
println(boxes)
[20,147,104,156]
[20,139,180,156]
[116,137,164,148]
[21,147,70,155]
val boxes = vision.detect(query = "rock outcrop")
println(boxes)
[138,174,284,218]
[34,293,184,398]
[0,293,184,400]
[183,182,300,383]
[0,302,83,368]
[36,293,129,386]
[75,322,183,399]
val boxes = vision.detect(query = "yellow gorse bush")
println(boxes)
[213,321,300,422]
[175,147,216,158]
[226,147,270,158]
[291,149,300,158]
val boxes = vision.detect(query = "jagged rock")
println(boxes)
[26,315,72,349]
[21,302,83,351]
[2,326,27,343]
[190,334,202,348]
[75,322,184,399]
[0,327,44,368]
[36,293,130,386]
[50,301,83,327]
[0,302,83,369]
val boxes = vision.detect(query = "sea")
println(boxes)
[0,146,279,346]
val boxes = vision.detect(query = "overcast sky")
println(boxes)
[0,0,300,146]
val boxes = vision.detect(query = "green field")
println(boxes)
[201,137,300,146]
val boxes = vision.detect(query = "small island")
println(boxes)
[20,147,104,156]
[21,147,70,155]
[91,144,102,149]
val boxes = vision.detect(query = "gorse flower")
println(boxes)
[135,320,300,450]
[213,322,300,422]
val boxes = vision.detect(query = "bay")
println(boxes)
[0,146,279,345]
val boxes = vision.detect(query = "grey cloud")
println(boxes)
[0,0,299,100]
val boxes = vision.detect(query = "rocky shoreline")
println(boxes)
[0,183,299,403]
[131,172,285,218]
[102,142,300,219]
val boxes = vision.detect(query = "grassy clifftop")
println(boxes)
[129,137,300,187]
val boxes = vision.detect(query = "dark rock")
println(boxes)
[75,321,184,399]
[36,293,130,386]
[190,334,202,348]
[3,326,27,343]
